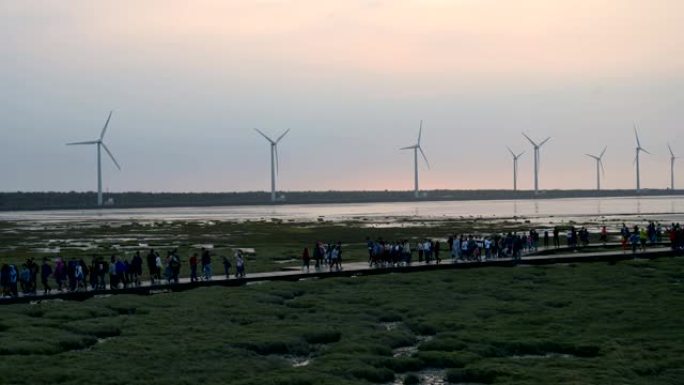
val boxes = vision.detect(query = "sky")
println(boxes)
[1,0,683,193]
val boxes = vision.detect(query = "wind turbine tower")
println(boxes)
[66,111,121,207]
[254,128,290,202]
[585,146,607,191]
[669,144,679,190]
[400,120,430,198]
[633,124,651,192]
[507,147,525,191]
[522,133,551,194]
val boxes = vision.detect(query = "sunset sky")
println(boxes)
[1,0,683,192]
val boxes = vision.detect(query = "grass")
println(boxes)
[0,256,682,384]
[0,218,545,275]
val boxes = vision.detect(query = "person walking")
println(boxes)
[335,242,343,271]
[169,252,181,284]
[40,258,53,294]
[235,252,245,278]
[189,253,199,282]
[451,236,460,262]
[9,265,18,297]
[600,226,608,245]
[222,255,232,278]
[434,240,441,264]
[74,262,85,291]
[131,251,143,287]
[553,227,560,248]
[543,230,549,248]
[54,257,66,291]
[201,248,212,280]
[639,227,648,252]
[0,264,10,297]
[302,247,310,272]
[630,229,640,255]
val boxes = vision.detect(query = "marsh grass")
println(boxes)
[0,257,682,384]
[0,218,542,275]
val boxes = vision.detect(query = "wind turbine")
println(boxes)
[66,111,121,207]
[400,120,430,198]
[254,128,290,202]
[633,124,651,192]
[522,132,551,194]
[585,146,607,191]
[506,147,525,191]
[668,143,679,190]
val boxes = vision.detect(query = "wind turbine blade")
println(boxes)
[254,128,275,143]
[668,143,674,158]
[522,132,537,146]
[507,146,515,157]
[600,146,607,158]
[516,151,525,159]
[539,137,551,147]
[585,154,598,160]
[276,128,290,144]
[418,147,430,169]
[400,145,417,150]
[101,142,121,170]
[100,110,113,140]
[600,160,605,176]
[641,148,652,155]
[66,140,99,146]
[633,123,641,148]
[417,120,423,145]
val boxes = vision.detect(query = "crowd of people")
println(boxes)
[301,242,344,272]
[0,247,248,298]
[1,222,683,299]
[335,222,684,269]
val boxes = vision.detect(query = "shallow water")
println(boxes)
[0,195,683,223]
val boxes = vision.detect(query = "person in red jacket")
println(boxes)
[302,247,310,272]
[189,253,199,282]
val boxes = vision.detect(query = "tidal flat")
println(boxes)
[0,214,643,274]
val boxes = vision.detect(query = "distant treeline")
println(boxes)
[0,190,682,212]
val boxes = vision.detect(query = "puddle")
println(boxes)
[32,247,61,253]
[390,334,432,358]
[388,370,447,385]
[381,322,401,331]
[511,353,574,359]
[274,259,298,264]
[192,244,214,249]
[290,357,311,367]
[393,345,418,358]
[416,335,434,343]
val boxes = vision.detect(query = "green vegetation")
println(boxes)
[0,257,682,384]
[0,218,544,274]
